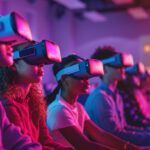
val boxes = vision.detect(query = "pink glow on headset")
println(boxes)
[88,59,104,76]
[45,40,61,63]
[138,62,145,74]
[122,53,134,67]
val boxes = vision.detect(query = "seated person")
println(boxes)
[85,46,150,147]
[46,54,139,150]
[0,42,42,150]
[0,12,41,149]
[118,63,150,128]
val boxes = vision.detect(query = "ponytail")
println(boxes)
[46,83,61,105]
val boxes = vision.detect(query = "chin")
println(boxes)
[36,77,42,83]
[34,79,42,83]
[30,77,42,83]
[118,75,125,81]
[80,89,89,94]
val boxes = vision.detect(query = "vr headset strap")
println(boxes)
[56,64,80,81]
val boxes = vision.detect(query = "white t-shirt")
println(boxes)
[46,94,90,149]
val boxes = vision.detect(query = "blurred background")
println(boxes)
[1,0,150,93]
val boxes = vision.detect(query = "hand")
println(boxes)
[140,146,150,150]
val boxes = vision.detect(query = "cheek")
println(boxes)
[28,68,39,78]
[68,80,80,90]
[18,65,34,76]
[117,69,124,76]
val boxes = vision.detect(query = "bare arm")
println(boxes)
[84,120,140,150]
[39,118,72,150]
[59,126,116,150]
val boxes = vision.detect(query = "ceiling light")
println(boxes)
[83,11,107,22]
[143,44,150,52]
[127,7,149,19]
[54,0,86,10]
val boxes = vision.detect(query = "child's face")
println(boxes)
[61,59,90,95]
[14,60,44,83]
[106,65,126,81]
[65,76,90,95]
[0,44,13,66]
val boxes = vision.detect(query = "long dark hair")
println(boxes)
[46,54,84,105]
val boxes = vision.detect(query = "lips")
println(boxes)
[38,70,44,76]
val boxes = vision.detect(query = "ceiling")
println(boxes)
[79,0,150,12]
[48,0,150,20]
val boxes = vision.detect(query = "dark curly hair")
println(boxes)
[91,46,118,60]
[0,41,46,119]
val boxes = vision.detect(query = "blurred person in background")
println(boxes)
[118,63,150,128]
[85,46,150,147]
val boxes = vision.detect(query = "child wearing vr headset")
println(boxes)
[46,54,139,150]
[118,63,150,128]
[0,11,72,150]
[0,12,42,149]
[140,67,150,104]
[0,41,73,150]
[85,46,150,148]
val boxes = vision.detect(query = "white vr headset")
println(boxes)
[13,40,61,65]
[56,59,104,81]
[0,12,32,45]
[125,62,145,75]
[102,53,134,67]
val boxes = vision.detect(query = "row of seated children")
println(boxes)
[0,11,149,150]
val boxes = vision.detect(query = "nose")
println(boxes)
[6,45,13,52]
[122,68,125,73]
[39,64,44,68]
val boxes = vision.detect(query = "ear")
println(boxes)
[60,75,68,82]
[60,75,69,86]
[10,62,17,71]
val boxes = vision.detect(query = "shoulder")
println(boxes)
[76,102,86,112]
[87,87,108,104]
[47,100,71,118]
[47,100,65,113]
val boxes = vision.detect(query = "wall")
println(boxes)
[1,0,150,85]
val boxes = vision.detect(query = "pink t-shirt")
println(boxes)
[46,94,90,149]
